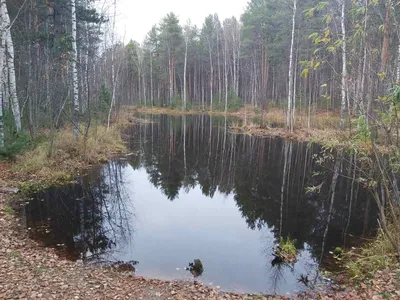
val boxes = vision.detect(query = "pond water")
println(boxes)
[20,114,377,295]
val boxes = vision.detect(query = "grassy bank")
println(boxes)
[344,232,397,280]
[0,125,126,189]
[130,105,342,130]
[130,105,355,147]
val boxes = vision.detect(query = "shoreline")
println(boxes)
[129,106,361,150]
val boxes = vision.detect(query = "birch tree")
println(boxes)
[0,1,5,147]
[202,16,215,111]
[71,0,79,136]
[286,0,297,132]
[2,0,21,132]
[223,20,229,112]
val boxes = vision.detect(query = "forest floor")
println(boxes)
[0,109,399,299]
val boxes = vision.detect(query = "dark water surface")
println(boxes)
[21,114,377,295]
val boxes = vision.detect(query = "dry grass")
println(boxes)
[345,231,397,281]
[13,125,125,181]
[130,105,342,127]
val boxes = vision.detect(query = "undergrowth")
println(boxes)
[345,230,396,281]
[13,125,125,181]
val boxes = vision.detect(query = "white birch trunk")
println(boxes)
[360,0,368,115]
[224,32,228,112]
[71,0,79,136]
[208,41,213,111]
[286,0,297,133]
[236,29,241,96]
[340,0,347,127]
[82,0,89,113]
[0,1,5,147]
[217,30,222,102]
[293,45,298,125]
[397,43,400,82]
[183,35,188,110]
[107,0,117,128]
[2,0,21,131]
[150,50,153,105]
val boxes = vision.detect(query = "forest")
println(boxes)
[1,0,400,143]
[1,0,400,298]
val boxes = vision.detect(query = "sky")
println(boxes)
[114,0,249,43]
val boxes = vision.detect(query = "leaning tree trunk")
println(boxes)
[339,0,347,127]
[2,0,21,132]
[286,0,297,133]
[71,0,79,136]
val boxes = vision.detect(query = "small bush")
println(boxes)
[170,94,183,108]
[279,236,297,257]
[0,131,31,160]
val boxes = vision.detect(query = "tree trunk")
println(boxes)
[217,30,222,103]
[224,33,228,112]
[209,44,213,111]
[360,0,368,114]
[380,0,390,75]
[286,0,297,132]
[0,1,6,147]
[2,0,21,132]
[183,35,188,110]
[71,0,79,136]
[397,42,400,82]
[150,50,154,105]
[169,52,173,102]
[340,0,347,127]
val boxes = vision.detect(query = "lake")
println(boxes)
[20,114,377,295]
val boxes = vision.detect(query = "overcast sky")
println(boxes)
[114,0,249,43]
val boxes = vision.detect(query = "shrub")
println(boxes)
[279,236,297,257]
[0,131,31,160]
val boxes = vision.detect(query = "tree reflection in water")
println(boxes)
[125,114,377,264]
[22,114,378,294]
[23,160,134,264]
